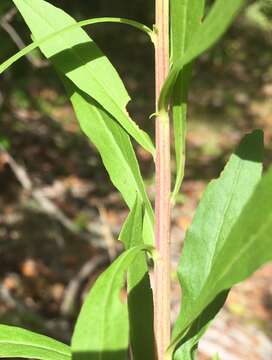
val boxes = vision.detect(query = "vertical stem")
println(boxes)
[154,0,170,359]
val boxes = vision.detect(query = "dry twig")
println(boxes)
[60,254,109,317]
[0,7,48,68]
[0,148,107,250]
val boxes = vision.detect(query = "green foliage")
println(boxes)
[0,0,271,359]
[171,130,264,358]
[119,196,155,359]
[0,325,71,360]
[11,0,155,155]
[159,0,246,113]
[170,0,205,201]
[0,18,153,75]
[71,245,152,359]
[64,79,154,245]
[0,135,10,150]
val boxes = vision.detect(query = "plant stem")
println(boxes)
[154,0,170,359]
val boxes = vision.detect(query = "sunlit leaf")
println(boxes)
[119,196,154,359]
[0,325,70,360]
[171,0,205,201]
[71,245,151,360]
[159,0,246,112]
[63,80,154,245]
[172,130,266,358]
[0,18,153,75]
[12,0,155,154]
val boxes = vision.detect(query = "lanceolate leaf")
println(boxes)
[174,165,272,353]
[0,325,70,360]
[171,0,205,59]
[119,195,144,249]
[119,196,155,360]
[172,131,265,358]
[0,17,153,75]
[12,0,155,155]
[71,246,151,360]
[171,0,205,201]
[159,0,246,112]
[64,80,154,245]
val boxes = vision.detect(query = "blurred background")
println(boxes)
[0,1,272,359]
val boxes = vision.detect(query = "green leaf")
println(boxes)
[171,130,265,358]
[119,196,155,360]
[171,0,205,201]
[12,0,155,155]
[0,18,153,75]
[159,0,246,112]
[0,325,70,360]
[170,0,205,201]
[119,195,144,249]
[171,0,205,58]
[71,245,151,360]
[63,80,154,245]
[173,291,228,360]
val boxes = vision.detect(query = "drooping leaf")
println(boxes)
[171,130,265,358]
[119,196,155,360]
[159,0,246,112]
[0,325,70,360]
[171,0,205,201]
[12,0,155,155]
[0,17,153,75]
[63,80,154,245]
[71,245,151,360]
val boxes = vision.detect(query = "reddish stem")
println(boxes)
[154,0,170,359]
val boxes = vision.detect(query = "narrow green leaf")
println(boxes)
[63,80,154,245]
[119,195,144,249]
[71,245,151,360]
[119,196,155,360]
[12,0,155,155]
[159,0,246,112]
[176,155,272,357]
[0,17,153,75]
[171,0,205,58]
[171,0,205,201]
[0,325,70,360]
[172,131,264,358]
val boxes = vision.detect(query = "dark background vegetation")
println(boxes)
[0,1,272,358]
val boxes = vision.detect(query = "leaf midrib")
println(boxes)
[204,161,242,282]
[25,1,130,118]
[97,252,136,358]
[91,105,141,200]
[209,211,272,294]
[182,159,242,302]
[0,340,70,358]
[181,0,188,55]
[91,106,153,230]
[185,199,272,335]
